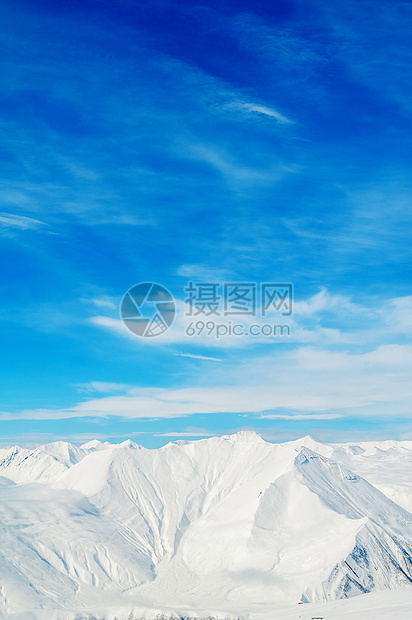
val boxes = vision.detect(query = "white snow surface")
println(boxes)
[0,431,411,619]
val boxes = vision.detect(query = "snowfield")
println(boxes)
[0,431,411,619]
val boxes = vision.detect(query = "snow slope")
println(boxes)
[0,432,411,618]
[0,440,100,484]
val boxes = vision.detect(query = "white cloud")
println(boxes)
[89,315,131,338]
[15,289,410,423]
[75,381,135,394]
[2,341,412,421]
[238,102,293,124]
[83,297,117,310]
[381,297,412,334]
[0,212,46,230]
[260,413,342,420]
[293,288,367,317]
[173,353,222,361]
[181,142,285,187]
[176,263,231,280]
[88,289,412,351]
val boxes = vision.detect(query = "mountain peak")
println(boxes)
[118,439,140,449]
[222,430,266,443]
[80,439,103,449]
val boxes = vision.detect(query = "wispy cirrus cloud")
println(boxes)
[75,381,135,394]
[176,141,288,189]
[0,212,46,230]
[382,297,412,334]
[176,264,232,280]
[234,102,293,124]
[82,297,118,310]
[173,353,223,362]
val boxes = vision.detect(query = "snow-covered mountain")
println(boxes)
[0,431,411,619]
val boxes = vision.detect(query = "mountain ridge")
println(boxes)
[0,433,411,618]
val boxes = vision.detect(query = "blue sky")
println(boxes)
[1,0,412,447]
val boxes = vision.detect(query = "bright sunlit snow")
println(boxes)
[0,432,411,619]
